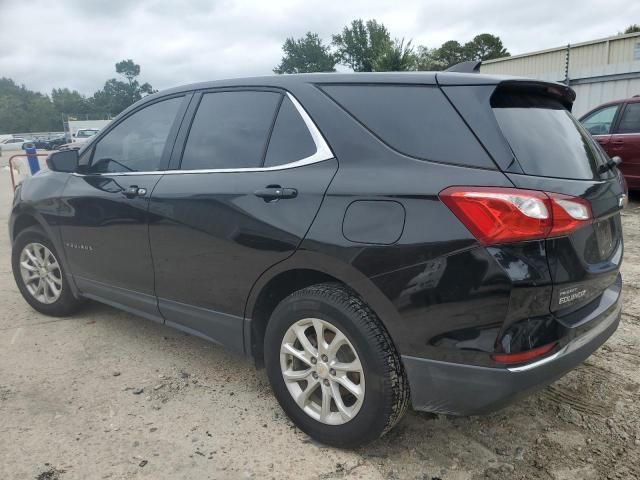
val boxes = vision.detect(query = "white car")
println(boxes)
[72,129,99,144]
[57,129,101,151]
[0,137,27,154]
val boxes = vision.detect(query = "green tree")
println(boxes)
[91,59,155,115]
[0,78,60,133]
[332,19,392,72]
[463,34,510,61]
[414,45,446,71]
[51,88,90,115]
[274,32,336,74]
[624,24,640,34]
[373,38,416,71]
[433,40,466,68]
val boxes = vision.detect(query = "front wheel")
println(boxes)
[264,283,409,448]
[12,226,84,317]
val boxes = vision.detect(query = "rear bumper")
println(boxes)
[403,284,621,415]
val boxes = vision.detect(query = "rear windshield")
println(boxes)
[492,91,610,180]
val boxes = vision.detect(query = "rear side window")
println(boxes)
[618,103,640,134]
[181,91,281,170]
[321,85,495,169]
[492,90,609,180]
[264,97,316,167]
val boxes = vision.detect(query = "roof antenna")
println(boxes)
[445,60,482,73]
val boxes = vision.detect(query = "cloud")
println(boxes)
[0,0,637,96]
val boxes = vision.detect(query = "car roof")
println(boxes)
[153,71,537,97]
[579,95,640,119]
[590,95,640,109]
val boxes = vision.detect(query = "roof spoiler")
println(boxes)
[445,60,482,73]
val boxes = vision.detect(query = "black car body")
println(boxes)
[10,72,625,447]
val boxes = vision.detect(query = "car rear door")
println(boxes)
[59,94,189,320]
[148,89,337,351]
[610,101,640,189]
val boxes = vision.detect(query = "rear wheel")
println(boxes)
[264,283,409,448]
[12,226,84,316]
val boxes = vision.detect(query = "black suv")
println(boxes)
[10,72,625,448]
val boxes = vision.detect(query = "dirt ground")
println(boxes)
[0,160,639,480]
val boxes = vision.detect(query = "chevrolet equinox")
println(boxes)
[10,71,625,448]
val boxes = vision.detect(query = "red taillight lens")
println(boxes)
[491,342,556,365]
[439,187,592,245]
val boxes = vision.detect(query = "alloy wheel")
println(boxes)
[280,317,365,425]
[19,242,63,304]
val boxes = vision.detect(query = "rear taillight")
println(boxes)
[491,342,556,365]
[439,186,592,245]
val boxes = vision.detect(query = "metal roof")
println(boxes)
[483,31,640,65]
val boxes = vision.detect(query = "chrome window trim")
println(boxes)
[73,92,334,177]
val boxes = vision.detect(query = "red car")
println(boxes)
[580,96,640,189]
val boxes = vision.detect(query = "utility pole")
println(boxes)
[564,44,571,86]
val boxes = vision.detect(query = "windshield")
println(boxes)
[492,91,611,180]
[77,130,98,137]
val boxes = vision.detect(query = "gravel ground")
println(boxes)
[0,164,639,480]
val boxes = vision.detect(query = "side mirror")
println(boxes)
[47,149,78,173]
[611,156,622,166]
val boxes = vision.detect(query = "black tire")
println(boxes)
[12,226,84,317]
[264,282,409,448]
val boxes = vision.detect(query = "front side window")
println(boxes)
[618,103,640,134]
[581,105,619,135]
[181,91,281,170]
[90,97,183,173]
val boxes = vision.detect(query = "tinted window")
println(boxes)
[581,105,619,135]
[181,91,281,170]
[264,97,316,167]
[492,92,609,180]
[322,85,494,168]
[91,97,183,173]
[618,103,640,134]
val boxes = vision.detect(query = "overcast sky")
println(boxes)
[0,0,638,96]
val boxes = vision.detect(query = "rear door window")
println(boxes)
[264,97,316,167]
[321,85,495,169]
[492,91,610,180]
[617,103,640,134]
[181,91,281,170]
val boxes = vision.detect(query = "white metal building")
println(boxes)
[481,32,640,116]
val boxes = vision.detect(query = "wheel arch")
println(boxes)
[10,208,81,298]
[11,213,40,242]
[244,251,403,366]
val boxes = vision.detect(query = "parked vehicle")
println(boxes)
[55,129,100,152]
[10,72,625,448]
[31,135,67,150]
[0,137,27,153]
[580,96,640,189]
[71,128,99,143]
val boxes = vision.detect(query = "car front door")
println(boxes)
[148,89,337,351]
[58,95,189,319]
[581,104,621,156]
[611,102,640,189]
